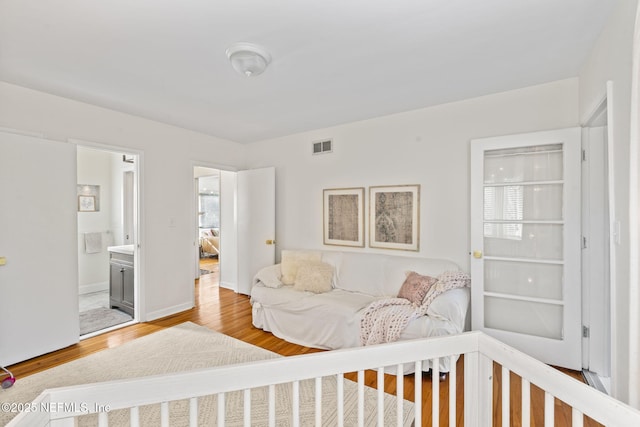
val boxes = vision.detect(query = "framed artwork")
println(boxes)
[369,184,420,251]
[77,184,101,212]
[323,187,365,247]
[78,195,96,212]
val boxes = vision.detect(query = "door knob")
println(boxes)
[473,250,483,259]
[265,239,276,245]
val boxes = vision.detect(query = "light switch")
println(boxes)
[0,257,6,266]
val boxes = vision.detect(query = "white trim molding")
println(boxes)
[628,1,640,408]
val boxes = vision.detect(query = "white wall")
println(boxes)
[77,147,116,293]
[0,81,247,322]
[578,0,638,405]
[246,78,580,271]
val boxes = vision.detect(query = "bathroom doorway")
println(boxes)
[77,146,139,337]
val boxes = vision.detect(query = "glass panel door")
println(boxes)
[483,144,564,339]
[470,128,582,369]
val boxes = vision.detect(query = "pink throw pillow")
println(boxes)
[397,271,438,305]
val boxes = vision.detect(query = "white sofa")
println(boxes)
[250,250,470,372]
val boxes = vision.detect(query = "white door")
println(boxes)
[470,128,582,369]
[236,167,276,295]
[0,131,79,366]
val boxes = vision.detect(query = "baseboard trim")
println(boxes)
[219,281,236,291]
[146,302,194,322]
[79,281,109,295]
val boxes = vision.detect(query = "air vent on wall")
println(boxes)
[312,139,332,155]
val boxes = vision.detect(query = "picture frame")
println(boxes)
[323,187,365,247]
[77,184,101,212]
[369,184,420,251]
[78,195,96,212]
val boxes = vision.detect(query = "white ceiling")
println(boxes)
[0,0,615,143]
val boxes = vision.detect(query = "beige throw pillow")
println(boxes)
[280,250,322,285]
[294,261,334,293]
[397,271,438,305]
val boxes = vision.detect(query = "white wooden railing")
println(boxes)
[7,331,640,426]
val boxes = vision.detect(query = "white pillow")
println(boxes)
[255,264,283,289]
[426,288,470,329]
[280,250,322,285]
[294,261,334,293]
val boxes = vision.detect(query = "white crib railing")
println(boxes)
[7,331,640,426]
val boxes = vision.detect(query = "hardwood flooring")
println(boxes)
[7,260,601,426]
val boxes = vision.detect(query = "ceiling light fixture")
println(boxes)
[225,42,271,77]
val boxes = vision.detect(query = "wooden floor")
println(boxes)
[8,259,601,426]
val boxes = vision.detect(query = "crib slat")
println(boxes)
[315,377,322,426]
[337,373,344,427]
[432,357,440,427]
[130,405,140,427]
[572,407,584,427]
[544,392,554,427]
[160,402,169,427]
[189,397,198,427]
[502,366,510,427]
[396,364,404,427]
[357,370,365,427]
[522,379,530,427]
[477,353,494,425]
[449,355,456,427]
[463,351,479,425]
[377,367,385,427]
[244,389,251,427]
[98,411,108,426]
[268,384,276,427]
[218,392,225,427]
[292,381,300,427]
[414,360,422,427]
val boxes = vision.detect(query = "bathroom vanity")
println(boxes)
[107,245,135,316]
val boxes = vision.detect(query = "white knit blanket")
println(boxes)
[360,271,471,346]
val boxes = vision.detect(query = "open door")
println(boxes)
[0,131,79,365]
[236,167,276,295]
[470,128,582,369]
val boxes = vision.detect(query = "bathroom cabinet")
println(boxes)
[108,247,135,316]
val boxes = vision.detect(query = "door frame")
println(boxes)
[191,161,238,301]
[70,138,144,324]
[193,165,223,279]
[580,81,616,391]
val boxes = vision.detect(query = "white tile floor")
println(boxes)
[79,290,109,313]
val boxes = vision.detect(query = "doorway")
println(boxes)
[191,165,276,296]
[194,167,221,283]
[77,146,138,337]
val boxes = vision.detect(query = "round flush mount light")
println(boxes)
[225,42,271,77]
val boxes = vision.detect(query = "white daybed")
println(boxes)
[250,250,470,371]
